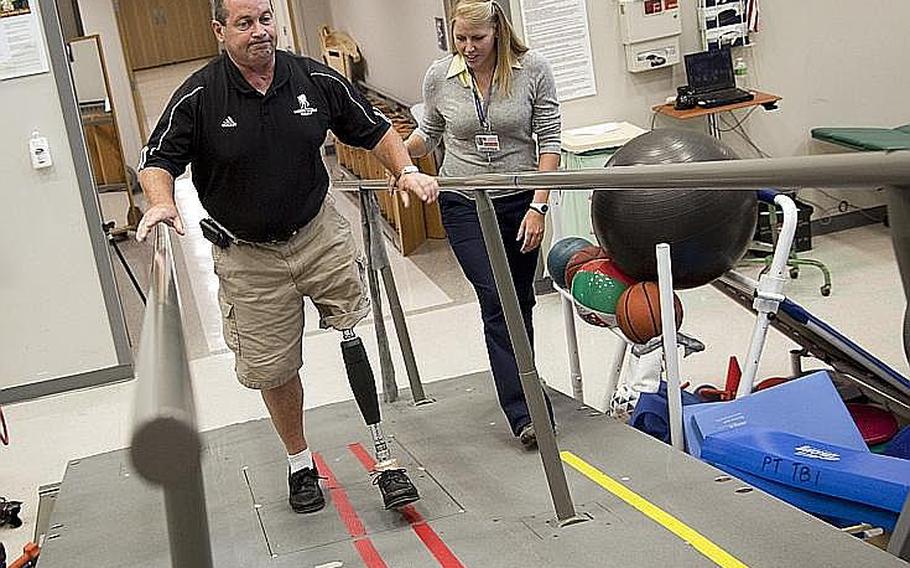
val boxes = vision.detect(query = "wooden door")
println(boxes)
[117,0,218,70]
[161,0,218,64]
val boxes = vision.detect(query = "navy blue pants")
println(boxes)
[439,191,551,436]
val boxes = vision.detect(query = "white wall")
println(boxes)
[78,0,143,168]
[69,37,107,104]
[509,1,909,156]
[328,0,449,104]
[0,1,122,392]
[737,1,910,158]
[293,0,334,58]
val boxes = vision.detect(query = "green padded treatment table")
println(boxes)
[812,124,910,151]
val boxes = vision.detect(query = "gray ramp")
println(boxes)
[37,372,903,567]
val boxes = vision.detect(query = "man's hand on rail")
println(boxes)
[136,203,186,242]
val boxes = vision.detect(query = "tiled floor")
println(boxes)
[1,61,908,558]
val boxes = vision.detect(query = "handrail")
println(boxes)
[332,150,910,191]
[129,226,213,568]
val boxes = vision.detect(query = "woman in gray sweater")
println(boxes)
[406,0,561,448]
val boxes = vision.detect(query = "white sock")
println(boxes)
[288,448,313,474]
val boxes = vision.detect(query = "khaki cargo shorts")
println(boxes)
[211,195,370,390]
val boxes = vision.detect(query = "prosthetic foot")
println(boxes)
[341,331,420,509]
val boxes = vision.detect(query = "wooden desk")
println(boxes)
[652,90,782,138]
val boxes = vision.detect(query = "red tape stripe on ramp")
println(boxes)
[313,452,388,568]
[348,442,466,568]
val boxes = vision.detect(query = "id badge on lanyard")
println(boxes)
[470,74,500,156]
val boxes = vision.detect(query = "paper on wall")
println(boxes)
[0,0,50,81]
[519,0,597,102]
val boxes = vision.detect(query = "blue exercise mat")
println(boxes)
[629,381,703,444]
[886,426,910,459]
[713,462,899,530]
[681,370,907,529]
[683,370,867,458]
[701,428,910,514]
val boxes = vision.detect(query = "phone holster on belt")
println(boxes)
[200,217,233,249]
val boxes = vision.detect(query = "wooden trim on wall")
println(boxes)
[285,0,304,55]
[111,0,150,141]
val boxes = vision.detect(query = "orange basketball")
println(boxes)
[563,246,608,290]
[615,282,684,344]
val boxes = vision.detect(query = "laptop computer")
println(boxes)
[684,48,754,109]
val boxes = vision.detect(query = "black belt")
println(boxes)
[203,218,302,247]
[239,226,301,244]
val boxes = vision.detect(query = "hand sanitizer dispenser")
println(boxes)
[29,130,53,169]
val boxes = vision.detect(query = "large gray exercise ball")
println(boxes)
[591,129,758,289]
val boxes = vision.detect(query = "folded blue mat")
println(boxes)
[713,462,898,530]
[702,428,910,513]
[681,370,908,529]
[683,371,866,458]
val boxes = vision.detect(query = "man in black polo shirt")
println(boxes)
[136,0,439,514]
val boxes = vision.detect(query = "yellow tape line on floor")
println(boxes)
[561,451,749,568]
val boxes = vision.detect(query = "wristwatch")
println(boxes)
[528,202,549,215]
[396,164,420,180]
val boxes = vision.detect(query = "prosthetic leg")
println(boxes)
[341,329,420,509]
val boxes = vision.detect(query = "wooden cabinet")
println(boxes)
[117,0,218,70]
[335,141,444,256]
[333,89,446,256]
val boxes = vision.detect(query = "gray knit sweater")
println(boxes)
[414,50,561,199]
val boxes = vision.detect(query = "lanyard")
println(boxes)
[468,69,493,132]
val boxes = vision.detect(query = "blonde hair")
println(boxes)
[451,0,528,96]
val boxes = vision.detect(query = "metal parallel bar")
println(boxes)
[362,193,430,404]
[333,150,910,191]
[474,191,578,522]
[360,191,398,402]
[380,267,430,404]
[130,226,213,568]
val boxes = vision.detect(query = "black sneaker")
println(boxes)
[288,466,326,514]
[373,468,420,509]
[518,423,537,449]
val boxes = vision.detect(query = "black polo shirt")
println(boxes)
[139,51,390,242]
